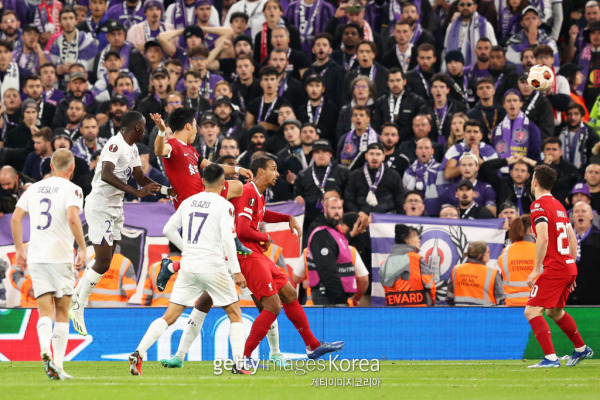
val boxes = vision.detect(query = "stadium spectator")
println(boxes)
[583,163,600,212]
[305,196,369,305]
[127,1,173,52]
[330,23,361,72]
[480,155,533,216]
[439,204,460,219]
[219,138,241,159]
[403,137,447,216]
[296,74,339,146]
[516,73,555,140]
[398,114,444,164]
[343,41,388,103]
[345,143,404,214]
[99,94,130,140]
[285,0,336,58]
[294,139,350,243]
[463,37,492,81]
[555,103,599,173]
[336,76,377,144]
[305,33,346,108]
[517,47,536,74]
[442,119,497,181]
[246,66,284,137]
[15,24,50,75]
[76,0,109,51]
[379,123,409,176]
[40,130,90,190]
[491,90,541,163]
[338,105,379,169]
[0,166,33,215]
[467,78,505,139]
[0,10,23,50]
[442,0,496,67]
[498,216,535,306]
[135,68,171,133]
[533,137,581,206]
[445,113,467,151]
[267,48,307,111]
[22,127,53,182]
[237,126,274,169]
[505,6,559,67]
[372,68,430,142]
[178,46,224,103]
[566,183,600,228]
[214,95,245,143]
[578,22,600,112]
[455,179,495,219]
[446,241,505,306]
[569,201,600,305]
[4,97,37,160]
[497,0,528,46]
[381,19,420,72]
[92,50,141,103]
[378,224,436,307]
[445,50,475,109]
[72,115,107,165]
[267,26,310,81]
[254,1,301,64]
[22,75,56,128]
[403,190,426,217]
[556,64,590,123]
[404,43,436,101]
[387,0,439,38]
[51,71,98,130]
[196,112,221,162]
[498,202,519,233]
[489,46,518,102]
[106,0,145,30]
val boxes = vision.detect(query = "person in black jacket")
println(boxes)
[445,50,476,109]
[569,202,600,305]
[555,103,599,174]
[342,41,389,103]
[428,73,468,144]
[330,23,361,72]
[457,179,495,219]
[372,67,430,140]
[534,137,582,206]
[381,17,435,70]
[294,139,350,244]
[135,68,171,136]
[344,143,404,214]
[51,72,99,130]
[296,74,339,145]
[306,33,347,107]
[467,77,506,140]
[404,43,437,102]
[479,154,534,216]
[0,166,34,215]
[517,74,555,140]
[490,46,518,102]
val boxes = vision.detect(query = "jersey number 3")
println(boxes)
[556,222,570,255]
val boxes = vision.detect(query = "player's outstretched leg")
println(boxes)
[250,294,288,367]
[131,303,186,375]
[160,293,212,368]
[243,295,280,358]
[525,306,560,368]
[278,283,344,359]
[546,308,594,366]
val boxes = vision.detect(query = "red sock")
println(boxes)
[172,261,180,273]
[244,310,277,357]
[282,300,320,350]
[556,312,585,348]
[529,315,555,356]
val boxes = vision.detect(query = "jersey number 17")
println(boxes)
[187,212,208,244]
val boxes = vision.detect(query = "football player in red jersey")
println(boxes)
[231,156,344,361]
[524,165,593,368]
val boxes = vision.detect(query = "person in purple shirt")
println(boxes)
[105,0,144,30]
[463,37,492,82]
[440,152,497,216]
[284,0,336,58]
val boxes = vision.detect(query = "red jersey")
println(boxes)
[530,194,577,275]
[162,138,204,210]
[231,182,266,254]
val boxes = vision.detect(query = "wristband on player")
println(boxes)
[158,130,166,137]
[234,166,241,174]
[160,186,170,195]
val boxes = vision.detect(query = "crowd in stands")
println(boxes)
[1,0,600,307]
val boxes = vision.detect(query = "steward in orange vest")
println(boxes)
[142,254,181,307]
[379,224,436,307]
[77,251,137,307]
[447,241,505,306]
[498,216,535,306]
[7,249,37,307]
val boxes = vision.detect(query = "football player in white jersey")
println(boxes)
[128,164,250,375]
[69,111,162,336]
[11,149,87,380]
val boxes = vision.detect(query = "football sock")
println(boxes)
[37,316,53,357]
[529,315,556,358]
[170,261,180,274]
[267,319,280,356]
[244,310,277,357]
[75,268,103,306]
[137,318,169,359]
[175,309,206,360]
[282,300,320,350]
[52,322,69,369]
[229,322,245,369]
[556,312,585,349]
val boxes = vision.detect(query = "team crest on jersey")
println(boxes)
[229,208,234,217]
[249,198,255,207]
[108,144,118,152]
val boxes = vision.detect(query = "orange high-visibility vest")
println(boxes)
[302,247,358,306]
[382,251,436,307]
[77,253,137,307]
[141,256,181,307]
[9,266,36,307]
[498,241,535,306]
[451,262,498,306]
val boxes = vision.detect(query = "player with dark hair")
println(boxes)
[525,164,593,367]
[69,111,162,335]
[231,156,344,361]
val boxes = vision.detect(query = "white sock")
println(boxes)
[137,318,169,359]
[575,345,587,352]
[229,322,245,369]
[37,316,53,357]
[75,268,103,306]
[546,353,558,361]
[52,322,69,369]
[175,309,206,360]
[267,319,280,356]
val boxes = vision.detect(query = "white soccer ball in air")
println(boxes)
[527,64,554,92]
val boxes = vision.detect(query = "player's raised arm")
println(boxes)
[528,220,548,287]
[151,113,172,157]
[10,207,28,268]
[199,158,253,179]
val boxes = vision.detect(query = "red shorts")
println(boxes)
[239,254,288,300]
[526,273,577,309]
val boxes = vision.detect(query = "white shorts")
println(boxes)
[85,203,124,246]
[29,263,75,298]
[170,270,239,307]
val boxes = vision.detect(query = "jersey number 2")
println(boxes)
[187,212,208,244]
[556,222,570,255]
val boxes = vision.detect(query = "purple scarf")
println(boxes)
[494,111,530,158]
[173,0,195,29]
[445,12,488,65]
[294,0,324,55]
[500,9,521,40]
[410,23,423,46]
[577,45,591,96]
[340,127,378,166]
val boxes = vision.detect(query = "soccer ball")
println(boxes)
[527,65,554,92]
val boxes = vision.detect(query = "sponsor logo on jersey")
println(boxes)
[75,189,82,199]
[249,198,255,207]
[229,208,234,217]
[321,248,329,256]
[109,144,118,152]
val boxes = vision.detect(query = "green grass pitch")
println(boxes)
[2,360,599,400]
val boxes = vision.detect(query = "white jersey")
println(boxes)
[15,176,83,264]
[165,191,236,274]
[86,133,141,207]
